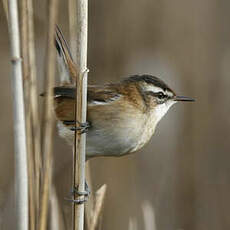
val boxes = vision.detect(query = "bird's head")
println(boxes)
[123,74,195,124]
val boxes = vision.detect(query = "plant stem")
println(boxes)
[27,0,42,219]
[39,0,59,229]
[72,0,88,229]
[7,0,29,229]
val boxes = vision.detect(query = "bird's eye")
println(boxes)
[156,92,166,99]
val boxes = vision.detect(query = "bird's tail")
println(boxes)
[55,25,77,84]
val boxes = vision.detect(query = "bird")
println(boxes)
[52,26,195,160]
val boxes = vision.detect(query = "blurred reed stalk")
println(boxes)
[72,0,88,229]
[5,0,29,229]
[5,0,106,228]
[39,0,59,229]
[142,201,157,230]
[128,201,157,230]
[88,184,107,230]
[20,2,35,229]
[2,0,8,21]
[50,186,65,230]
[26,0,42,219]
[20,0,42,229]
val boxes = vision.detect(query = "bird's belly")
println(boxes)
[86,129,140,158]
[57,121,137,156]
[57,114,156,159]
[86,117,156,158]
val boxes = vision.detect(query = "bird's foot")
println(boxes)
[65,182,90,205]
[70,121,90,134]
[65,197,88,204]
[71,182,90,197]
[62,120,90,134]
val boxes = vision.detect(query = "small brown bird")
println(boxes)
[53,27,194,160]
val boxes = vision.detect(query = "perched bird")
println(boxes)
[53,26,194,160]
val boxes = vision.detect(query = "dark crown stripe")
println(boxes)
[123,74,171,92]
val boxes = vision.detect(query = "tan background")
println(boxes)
[1,0,230,229]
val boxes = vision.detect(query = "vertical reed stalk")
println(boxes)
[27,0,42,219]
[7,0,29,229]
[26,111,36,230]
[19,2,35,230]
[85,164,94,228]
[20,0,41,228]
[2,0,8,21]
[39,0,59,229]
[72,0,88,229]
[68,0,95,228]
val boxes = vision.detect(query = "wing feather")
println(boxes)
[54,86,121,104]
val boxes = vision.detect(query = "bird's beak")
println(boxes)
[174,95,195,102]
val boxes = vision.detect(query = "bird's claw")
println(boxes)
[71,183,90,197]
[70,121,90,134]
[65,183,90,205]
[65,197,88,205]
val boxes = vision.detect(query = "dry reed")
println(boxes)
[19,1,36,229]
[6,0,29,229]
[26,0,42,219]
[72,0,89,230]
[39,0,59,229]
[5,0,107,229]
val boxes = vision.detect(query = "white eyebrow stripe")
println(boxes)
[145,85,164,93]
[166,91,174,97]
[144,86,174,98]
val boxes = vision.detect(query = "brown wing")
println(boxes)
[54,85,121,103]
[54,85,121,122]
[87,85,121,105]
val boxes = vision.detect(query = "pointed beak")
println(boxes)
[174,95,195,102]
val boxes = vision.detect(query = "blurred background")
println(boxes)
[1,0,230,229]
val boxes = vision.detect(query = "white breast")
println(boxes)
[133,100,176,152]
